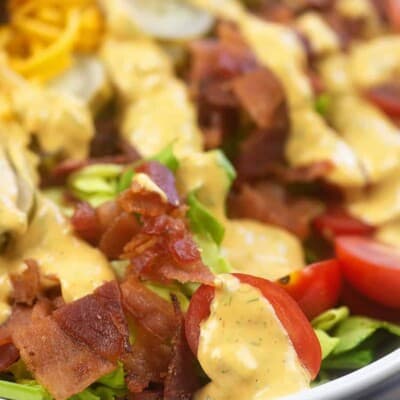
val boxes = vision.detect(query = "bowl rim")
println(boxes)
[281,348,400,400]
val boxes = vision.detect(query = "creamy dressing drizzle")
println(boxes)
[195,274,310,400]
[0,197,114,324]
[176,151,304,279]
[101,37,203,158]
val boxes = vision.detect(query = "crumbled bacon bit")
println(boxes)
[99,211,141,260]
[118,182,171,217]
[228,182,323,239]
[71,202,102,245]
[123,212,213,285]
[232,68,287,130]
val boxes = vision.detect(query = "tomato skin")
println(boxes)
[335,236,400,308]
[185,273,322,380]
[386,0,400,32]
[340,282,400,325]
[365,83,400,117]
[278,260,342,320]
[313,208,375,239]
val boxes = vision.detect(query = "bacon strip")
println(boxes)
[121,276,176,341]
[53,281,130,363]
[12,310,115,400]
[164,299,200,400]
[232,68,287,130]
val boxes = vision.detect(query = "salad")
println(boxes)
[0,0,400,399]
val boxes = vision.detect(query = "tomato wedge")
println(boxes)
[185,273,322,380]
[313,208,374,239]
[335,236,400,308]
[365,83,400,117]
[277,260,342,320]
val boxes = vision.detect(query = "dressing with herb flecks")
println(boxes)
[195,274,310,400]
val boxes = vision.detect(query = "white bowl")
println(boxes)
[282,349,400,400]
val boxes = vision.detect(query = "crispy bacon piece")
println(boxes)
[9,260,41,306]
[53,281,130,363]
[136,162,180,207]
[123,212,214,285]
[71,202,102,245]
[12,309,115,400]
[99,211,141,260]
[123,326,172,393]
[0,342,19,371]
[232,68,287,130]
[121,276,176,340]
[164,299,200,400]
[119,182,171,217]
[228,182,323,239]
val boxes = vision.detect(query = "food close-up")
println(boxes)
[0,0,399,399]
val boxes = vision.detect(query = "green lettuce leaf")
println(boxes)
[150,143,179,172]
[0,380,51,400]
[144,282,190,311]
[215,150,236,185]
[186,191,231,275]
[331,317,400,355]
[97,363,125,389]
[314,329,340,360]
[187,192,225,246]
[312,307,349,332]
[322,348,374,370]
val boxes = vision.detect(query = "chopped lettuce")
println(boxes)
[186,191,231,275]
[68,164,123,207]
[144,281,190,311]
[68,144,179,206]
[312,306,349,332]
[187,192,225,246]
[315,93,331,116]
[150,143,180,172]
[314,329,340,360]
[0,380,51,400]
[313,307,400,375]
[97,363,125,389]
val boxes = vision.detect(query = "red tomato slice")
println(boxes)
[185,273,322,380]
[335,236,400,308]
[341,282,400,325]
[277,260,342,320]
[386,0,400,32]
[365,83,400,117]
[313,208,375,239]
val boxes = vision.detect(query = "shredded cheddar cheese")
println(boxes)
[1,0,104,82]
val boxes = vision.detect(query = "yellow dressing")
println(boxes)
[335,0,382,37]
[196,274,310,400]
[296,12,340,57]
[176,151,231,220]
[176,151,305,278]
[347,171,400,225]
[348,36,400,89]
[192,0,313,108]
[122,79,203,158]
[100,38,172,103]
[222,220,304,280]
[286,108,366,187]
[0,196,114,324]
[375,219,400,248]
[317,54,353,94]
[327,95,400,183]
